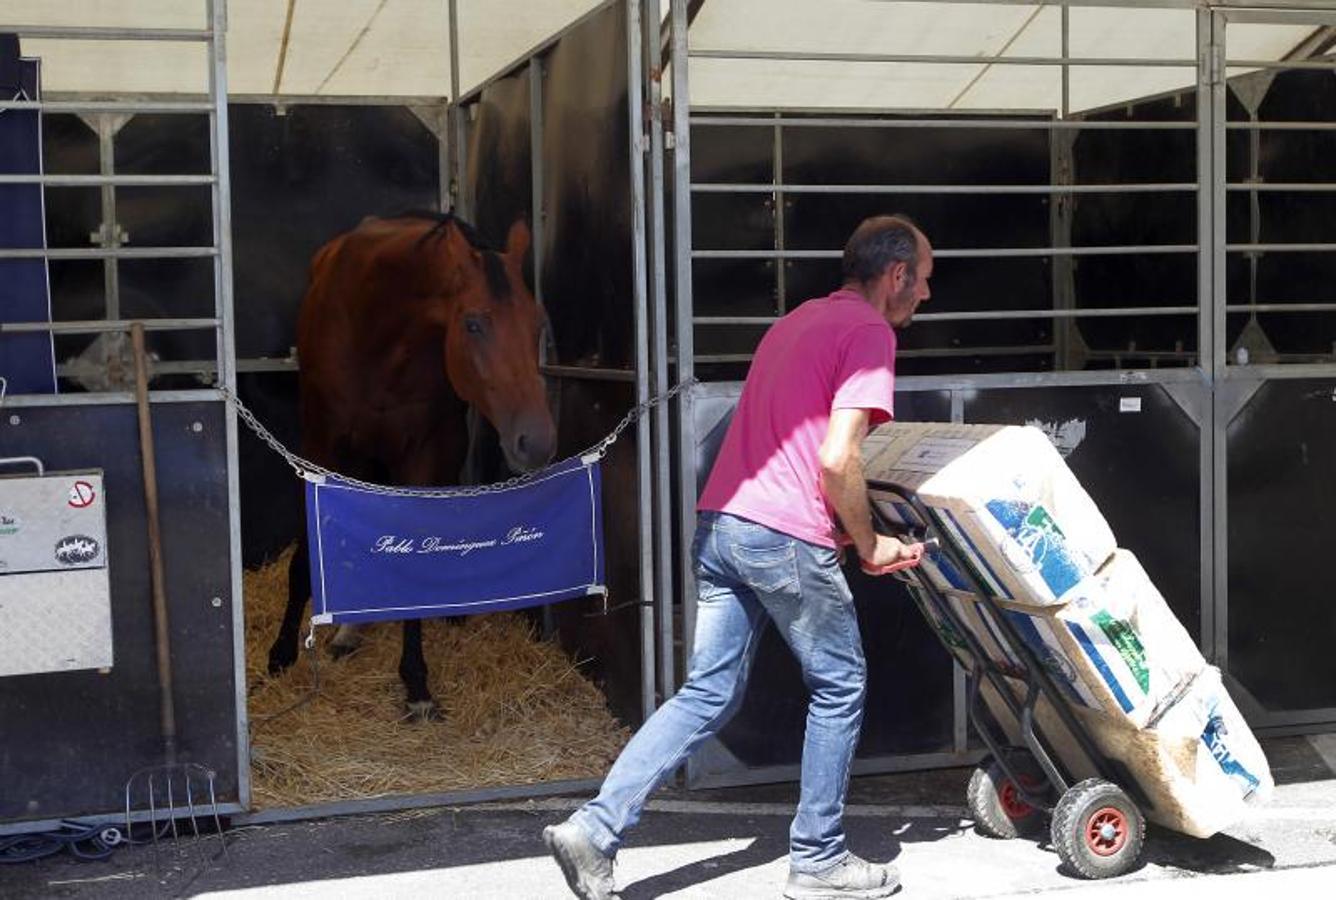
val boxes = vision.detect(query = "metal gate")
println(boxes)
[666,0,1336,788]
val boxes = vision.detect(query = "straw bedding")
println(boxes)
[243,546,630,809]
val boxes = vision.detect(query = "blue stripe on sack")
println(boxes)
[1004,612,1088,708]
[1066,620,1135,713]
[937,508,1011,599]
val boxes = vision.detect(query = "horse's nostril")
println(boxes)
[516,433,529,456]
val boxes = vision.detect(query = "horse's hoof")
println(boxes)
[267,643,297,676]
[404,700,442,723]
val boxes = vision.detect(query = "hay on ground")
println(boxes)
[243,546,629,809]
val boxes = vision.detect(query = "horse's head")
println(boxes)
[433,218,556,473]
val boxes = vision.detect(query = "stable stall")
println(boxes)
[0,0,655,830]
[1,0,1334,833]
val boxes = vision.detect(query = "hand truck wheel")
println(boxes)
[1051,778,1146,879]
[966,757,1046,839]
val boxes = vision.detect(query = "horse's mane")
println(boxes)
[395,210,503,254]
[395,210,512,300]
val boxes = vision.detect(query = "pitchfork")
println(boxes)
[121,323,229,869]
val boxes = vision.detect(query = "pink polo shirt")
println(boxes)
[698,289,896,548]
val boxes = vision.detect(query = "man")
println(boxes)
[545,215,934,899]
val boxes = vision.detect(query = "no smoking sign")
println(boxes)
[68,480,97,509]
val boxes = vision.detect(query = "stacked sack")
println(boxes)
[862,422,1271,839]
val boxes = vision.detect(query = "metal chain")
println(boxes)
[214,377,697,498]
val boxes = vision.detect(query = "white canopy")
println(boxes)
[3,1,1323,113]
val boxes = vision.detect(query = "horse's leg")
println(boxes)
[267,529,311,675]
[398,619,438,721]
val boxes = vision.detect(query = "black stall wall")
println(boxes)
[0,403,239,822]
[540,2,643,728]
[463,1,645,727]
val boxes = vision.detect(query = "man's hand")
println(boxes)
[859,534,926,576]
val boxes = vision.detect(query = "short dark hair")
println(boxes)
[841,215,921,287]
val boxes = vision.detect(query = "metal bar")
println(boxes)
[540,365,637,382]
[207,0,250,811]
[950,390,968,754]
[1223,362,1336,379]
[1225,121,1336,131]
[688,750,985,792]
[1197,7,1218,661]
[530,58,545,303]
[0,389,231,408]
[0,25,212,41]
[695,306,1199,325]
[232,777,605,827]
[691,182,1197,195]
[692,116,1197,131]
[1225,182,1336,191]
[96,115,121,322]
[772,118,787,313]
[0,100,214,114]
[1050,126,1077,369]
[1223,58,1336,70]
[626,0,657,724]
[692,245,1198,260]
[0,174,215,186]
[1227,243,1336,252]
[447,0,466,216]
[688,48,1201,67]
[56,357,296,378]
[1224,303,1336,312]
[0,247,217,260]
[695,345,1056,363]
[641,0,676,704]
[671,0,700,713]
[1210,10,1229,670]
[0,318,219,334]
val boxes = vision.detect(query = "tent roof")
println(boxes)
[2,1,1324,113]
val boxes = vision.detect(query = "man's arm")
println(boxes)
[819,408,916,569]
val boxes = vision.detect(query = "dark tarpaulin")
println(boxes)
[0,40,56,394]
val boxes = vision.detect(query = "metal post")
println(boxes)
[670,0,699,680]
[205,0,250,808]
[773,114,787,314]
[1049,129,1078,370]
[529,58,545,306]
[1209,11,1230,670]
[950,389,968,753]
[641,0,676,703]
[1195,7,1218,662]
[626,0,657,722]
[448,0,468,217]
[96,115,122,321]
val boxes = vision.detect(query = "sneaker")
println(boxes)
[784,853,901,899]
[542,819,617,900]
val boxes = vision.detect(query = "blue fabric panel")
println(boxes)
[0,56,56,394]
[306,456,606,624]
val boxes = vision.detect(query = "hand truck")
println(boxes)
[867,479,1153,879]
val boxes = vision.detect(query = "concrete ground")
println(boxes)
[5,735,1336,899]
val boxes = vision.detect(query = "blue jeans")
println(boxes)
[570,511,868,873]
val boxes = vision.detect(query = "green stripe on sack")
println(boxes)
[1091,609,1150,694]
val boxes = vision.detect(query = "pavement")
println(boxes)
[4,734,1336,899]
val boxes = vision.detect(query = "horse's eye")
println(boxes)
[464,317,485,336]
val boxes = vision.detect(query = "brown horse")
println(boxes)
[267,212,557,719]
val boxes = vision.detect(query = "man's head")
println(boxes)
[841,214,933,328]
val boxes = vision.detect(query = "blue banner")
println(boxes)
[305,456,606,625]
